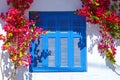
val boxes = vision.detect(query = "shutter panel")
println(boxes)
[29,12,86,72]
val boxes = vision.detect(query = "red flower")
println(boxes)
[7,0,34,12]
[0,3,47,68]
[0,34,5,41]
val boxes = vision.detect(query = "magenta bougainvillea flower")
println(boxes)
[0,8,46,68]
[7,0,33,12]
[0,0,47,68]
[77,0,120,63]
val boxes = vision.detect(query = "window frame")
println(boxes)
[29,11,87,72]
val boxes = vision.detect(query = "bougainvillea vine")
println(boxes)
[0,8,46,68]
[7,0,33,12]
[77,0,120,63]
[0,0,46,80]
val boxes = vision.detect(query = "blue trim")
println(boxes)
[41,36,48,67]
[68,31,74,67]
[30,67,85,72]
[81,47,87,71]
[55,31,61,67]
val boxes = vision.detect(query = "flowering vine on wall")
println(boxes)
[77,0,120,64]
[0,0,120,80]
[0,0,46,80]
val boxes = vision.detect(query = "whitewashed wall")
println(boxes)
[0,0,120,80]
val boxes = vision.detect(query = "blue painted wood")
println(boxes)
[29,11,86,72]
[55,31,61,67]
[68,31,74,67]
[41,36,48,67]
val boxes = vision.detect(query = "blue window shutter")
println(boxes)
[29,12,86,72]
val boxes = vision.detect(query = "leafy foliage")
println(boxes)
[0,0,46,68]
[77,0,120,63]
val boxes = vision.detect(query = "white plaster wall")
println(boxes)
[0,0,120,80]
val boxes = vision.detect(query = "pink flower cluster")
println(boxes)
[0,0,46,68]
[77,0,120,63]
[7,0,33,12]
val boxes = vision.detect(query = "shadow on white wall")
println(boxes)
[87,23,120,76]
[0,51,32,80]
[0,14,32,80]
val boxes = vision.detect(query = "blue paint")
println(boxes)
[29,11,86,72]
[68,31,74,67]
[41,36,48,67]
[55,31,61,67]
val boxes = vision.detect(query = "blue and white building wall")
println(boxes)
[0,0,120,80]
